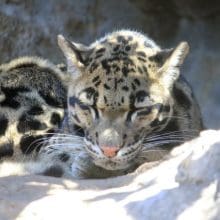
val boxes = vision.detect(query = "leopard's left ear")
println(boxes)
[57,35,90,79]
[157,42,189,89]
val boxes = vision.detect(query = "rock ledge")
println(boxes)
[0,130,219,220]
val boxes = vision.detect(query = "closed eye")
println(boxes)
[136,108,152,116]
[126,106,151,122]
[126,104,162,122]
[69,97,100,121]
[135,103,162,113]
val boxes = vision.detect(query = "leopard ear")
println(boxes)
[157,42,189,89]
[57,35,90,78]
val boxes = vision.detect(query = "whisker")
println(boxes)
[23,138,47,155]
[137,153,168,159]
[162,115,192,120]
[42,142,84,152]
[148,114,200,132]
[43,132,84,139]
[142,139,187,149]
[145,133,194,139]
[144,129,199,141]
[140,148,169,153]
[144,135,194,143]
[22,131,84,155]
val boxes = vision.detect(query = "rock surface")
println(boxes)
[0,0,220,128]
[0,130,219,220]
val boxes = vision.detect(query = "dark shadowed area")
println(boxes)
[0,0,219,128]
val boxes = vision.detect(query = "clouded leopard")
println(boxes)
[0,30,203,178]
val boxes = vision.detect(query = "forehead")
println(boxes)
[86,31,160,74]
[78,74,150,110]
[76,32,160,109]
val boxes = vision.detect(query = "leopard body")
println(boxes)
[0,30,203,178]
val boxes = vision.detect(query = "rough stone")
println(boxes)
[0,130,219,220]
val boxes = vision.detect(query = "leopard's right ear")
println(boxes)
[156,42,189,90]
[57,35,90,78]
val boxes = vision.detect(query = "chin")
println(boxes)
[94,159,131,171]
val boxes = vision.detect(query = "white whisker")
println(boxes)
[142,139,186,150]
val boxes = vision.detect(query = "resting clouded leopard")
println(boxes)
[0,30,203,179]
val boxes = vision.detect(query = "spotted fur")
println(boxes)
[56,30,203,175]
[0,57,67,160]
[0,30,203,179]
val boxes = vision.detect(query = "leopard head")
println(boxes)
[58,30,189,171]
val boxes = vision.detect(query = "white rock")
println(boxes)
[0,130,219,220]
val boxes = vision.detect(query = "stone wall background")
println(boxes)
[0,0,219,128]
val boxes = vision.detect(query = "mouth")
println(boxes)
[84,138,143,170]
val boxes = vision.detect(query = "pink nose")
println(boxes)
[100,146,119,158]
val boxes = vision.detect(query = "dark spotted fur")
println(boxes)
[0,57,67,160]
[55,30,203,175]
[0,30,203,179]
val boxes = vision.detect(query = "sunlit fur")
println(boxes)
[0,30,203,179]
[56,29,203,174]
